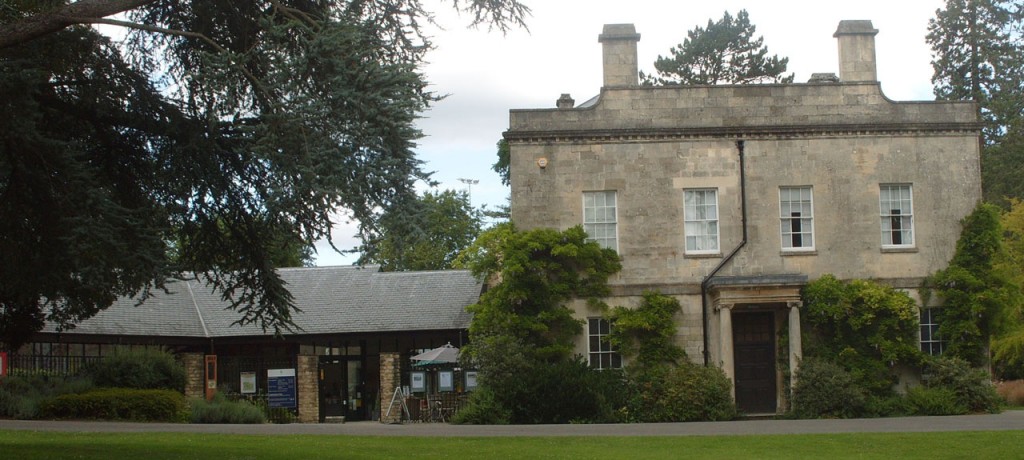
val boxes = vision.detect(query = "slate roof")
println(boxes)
[43,266,481,339]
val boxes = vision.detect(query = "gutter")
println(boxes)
[702,140,748,366]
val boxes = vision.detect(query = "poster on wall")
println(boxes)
[410,371,426,392]
[464,371,478,391]
[438,371,454,392]
[267,368,297,409]
[240,372,257,394]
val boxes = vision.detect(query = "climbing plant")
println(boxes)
[606,291,685,369]
[802,274,922,394]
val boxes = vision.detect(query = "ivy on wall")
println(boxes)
[606,291,685,369]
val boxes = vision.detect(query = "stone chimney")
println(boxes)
[598,24,641,87]
[556,93,575,109]
[834,20,878,82]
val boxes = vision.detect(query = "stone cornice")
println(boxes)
[504,123,980,144]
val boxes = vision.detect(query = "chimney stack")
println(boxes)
[834,20,879,82]
[598,24,641,87]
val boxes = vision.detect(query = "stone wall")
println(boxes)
[296,354,318,423]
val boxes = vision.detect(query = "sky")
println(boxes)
[312,0,948,266]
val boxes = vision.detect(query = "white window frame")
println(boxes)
[779,186,815,251]
[587,318,622,370]
[920,307,945,356]
[684,189,720,254]
[583,191,618,251]
[880,184,915,248]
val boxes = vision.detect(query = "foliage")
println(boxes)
[190,393,266,424]
[82,348,186,392]
[927,1,1024,205]
[801,275,923,394]
[38,388,189,422]
[927,0,1023,145]
[606,291,685,369]
[923,356,1003,413]
[359,189,483,271]
[0,0,529,352]
[992,199,1024,378]
[462,225,621,364]
[0,373,94,419]
[622,362,736,423]
[449,386,512,424]
[904,386,968,415]
[926,203,1021,366]
[641,10,793,85]
[791,357,867,419]
[493,139,511,187]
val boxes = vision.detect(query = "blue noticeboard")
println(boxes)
[267,368,297,409]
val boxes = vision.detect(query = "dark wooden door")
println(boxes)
[733,312,777,413]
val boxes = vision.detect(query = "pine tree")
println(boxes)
[641,10,793,85]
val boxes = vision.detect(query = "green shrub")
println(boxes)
[0,374,94,419]
[38,388,188,422]
[190,393,266,424]
[624,362,736,423]
[924,357,1002,413]
[450,387,512,425]
[508,358,625,424]
[863,394,913,418]
[905,386,968,415]
[83,348,186,391]
[791,358,866,418]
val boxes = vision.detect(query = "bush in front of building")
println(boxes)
[623,361,736,423]
[190,392,267,424]
[791,357,867,419]
[903,386,967,415]
[0,373,94,419]
[923,356,1002,413]
[38,388,189,422]
[81,348,186,392]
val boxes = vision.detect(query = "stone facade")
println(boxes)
[505,22,981,413]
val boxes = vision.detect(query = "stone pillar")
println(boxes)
[834,20,878,82]
[296,355,319,423]
[379,352,402,424]
[788,301,803,386]
[598,24,641,87]
[180,352,205,400]
[717,303,735,398]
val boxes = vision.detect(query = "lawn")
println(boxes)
[2,430,1022,459]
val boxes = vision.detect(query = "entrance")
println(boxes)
[319,357,365,422]
[733,311,776,413]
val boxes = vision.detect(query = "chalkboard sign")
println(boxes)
[267,368,297,409]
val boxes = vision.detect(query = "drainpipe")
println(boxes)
[701,140,748,366]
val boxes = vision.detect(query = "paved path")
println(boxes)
[2,411,1024,437]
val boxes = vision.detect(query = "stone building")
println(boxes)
[505,21,981,413]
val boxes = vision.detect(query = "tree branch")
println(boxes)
[0,0,155,50]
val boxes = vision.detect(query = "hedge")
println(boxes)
[38,388,189,422]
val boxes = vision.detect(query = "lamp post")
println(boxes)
[457,178,479,204]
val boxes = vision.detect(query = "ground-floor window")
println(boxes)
[588,318,621,370]
[920,307,945,356]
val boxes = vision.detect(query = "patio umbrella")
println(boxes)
[411,343,459,366]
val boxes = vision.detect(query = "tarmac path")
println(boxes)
[2,411,1023,437]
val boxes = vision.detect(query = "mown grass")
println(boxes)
[1,430,1022,459]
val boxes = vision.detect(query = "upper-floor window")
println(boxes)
[880,184,914,248]
[583,191,617,251]
[780,186,814,251]
[920,307,945,356]
[588,318,622,370]
[684,189,719,254]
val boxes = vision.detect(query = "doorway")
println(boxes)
[733,311,777,413]
[319,357,365,422]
